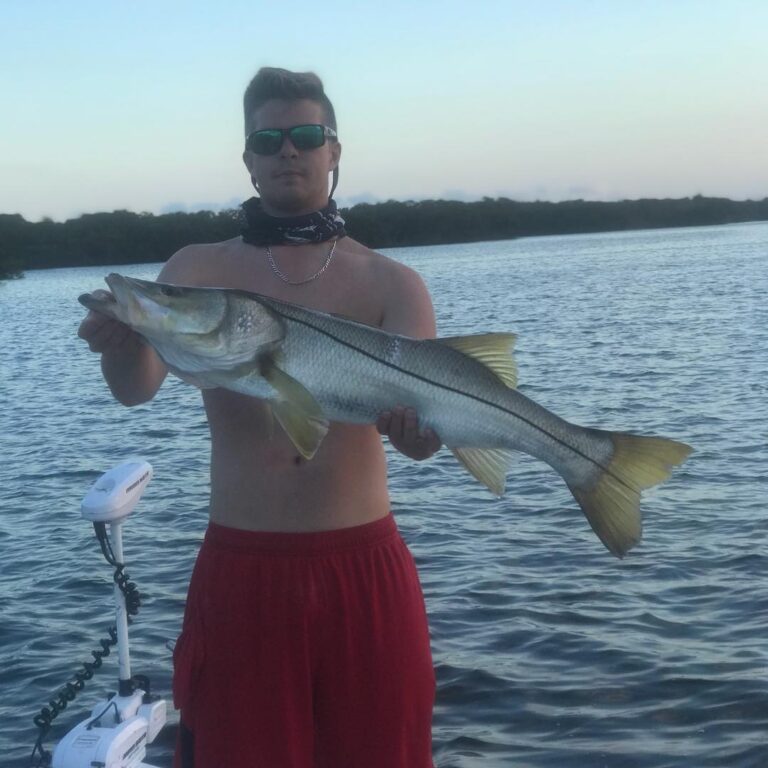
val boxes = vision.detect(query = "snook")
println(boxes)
[80,274,692,558]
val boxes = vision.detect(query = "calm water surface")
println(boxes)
[1,223,766,767]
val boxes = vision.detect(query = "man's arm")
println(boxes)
[375,262,442,461]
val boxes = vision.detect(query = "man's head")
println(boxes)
[242,68,341,215]
[243,68,337,136]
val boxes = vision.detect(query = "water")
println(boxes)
[1,222,766,767]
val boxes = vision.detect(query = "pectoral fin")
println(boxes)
[451,447,515,496]
[437,333,518,388]
[261,359,329,459]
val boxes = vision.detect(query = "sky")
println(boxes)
[2,0,767,222]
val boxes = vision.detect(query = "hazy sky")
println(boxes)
[2,0,767,222]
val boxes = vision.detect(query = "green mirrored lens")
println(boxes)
[247,130,283,155]
[289,124,325,150]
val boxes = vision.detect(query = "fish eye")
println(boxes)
[160,285,183,297]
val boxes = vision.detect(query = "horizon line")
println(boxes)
[4,193,768,225]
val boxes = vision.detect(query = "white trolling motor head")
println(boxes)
[81,461,153,523]
[46,459,167,768]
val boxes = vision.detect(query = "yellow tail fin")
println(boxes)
[569,434,692,558]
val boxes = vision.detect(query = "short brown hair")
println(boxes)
[243,67,337,136]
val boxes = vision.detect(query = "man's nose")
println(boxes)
[279,136,299,158]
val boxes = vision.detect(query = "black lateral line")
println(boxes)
[272,308,634,492]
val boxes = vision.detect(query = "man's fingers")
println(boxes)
[376,411,391,435]
[389,406,407,442]
[79,313,135,353]
[422,427,441,455]
[403,408,419,440]
[78,313,109,346]
[78,311,105,337]
[109,323,135,348]
[87,322,119,353]
[376,406,442,460]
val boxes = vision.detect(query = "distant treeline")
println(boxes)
[2,195,767,278]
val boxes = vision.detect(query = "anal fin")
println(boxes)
[451,447,515,497]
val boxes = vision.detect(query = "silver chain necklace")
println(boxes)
[266,240,338,285]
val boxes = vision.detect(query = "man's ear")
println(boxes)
[329,141,342,171]
[243,152,260,191]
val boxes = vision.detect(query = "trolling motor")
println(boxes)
[31,461,167,768]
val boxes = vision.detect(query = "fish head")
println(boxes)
[101,274,285,373]
[104,274,229,337]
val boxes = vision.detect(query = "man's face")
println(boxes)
[243,98,341,216]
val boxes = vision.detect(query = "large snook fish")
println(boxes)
[80,274,692,558]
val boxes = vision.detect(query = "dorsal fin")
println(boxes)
[437,333,518,388]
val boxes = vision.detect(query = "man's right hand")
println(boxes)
[77,290,142,354]
[77,289,167,405]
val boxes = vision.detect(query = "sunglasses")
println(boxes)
[245,124,338,156]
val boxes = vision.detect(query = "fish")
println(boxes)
[79,274,692,558]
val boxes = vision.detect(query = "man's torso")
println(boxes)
[160,236,397,532]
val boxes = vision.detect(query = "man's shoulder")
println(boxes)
[342,237,423,286]
[169,237,244,263]
[159,237,244,284]
[340,238,435,337]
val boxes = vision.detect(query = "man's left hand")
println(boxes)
[376,406,442,461]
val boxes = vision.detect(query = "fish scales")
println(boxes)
[259,294,611,483]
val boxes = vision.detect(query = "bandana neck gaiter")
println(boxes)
[240,197,347,246]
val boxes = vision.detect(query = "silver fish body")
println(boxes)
[80,274,692,557]
[252,296,613,487]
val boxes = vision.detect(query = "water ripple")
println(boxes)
[1,226,767,766]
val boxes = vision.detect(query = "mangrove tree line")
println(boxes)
[1,195,767,277]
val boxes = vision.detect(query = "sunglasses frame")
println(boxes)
[245,124,338,156]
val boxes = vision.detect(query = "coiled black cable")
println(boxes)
[29,523,142,768]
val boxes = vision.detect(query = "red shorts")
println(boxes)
[173,514,435,767]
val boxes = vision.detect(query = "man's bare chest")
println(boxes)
[196,240,384,329]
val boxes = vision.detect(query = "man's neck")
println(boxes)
[240,196,346,247]
[260,198,330,217]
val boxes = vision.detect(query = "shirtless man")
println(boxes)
[79,68,440,767]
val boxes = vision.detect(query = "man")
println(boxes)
[78,68,440,767]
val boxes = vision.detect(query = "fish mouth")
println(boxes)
[77,288,116,317]
[105,273,142,308]
[105,273,167,325]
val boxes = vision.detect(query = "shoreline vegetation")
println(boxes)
[1,194,766,280]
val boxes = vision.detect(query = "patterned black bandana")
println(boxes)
[240,197,347,246]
